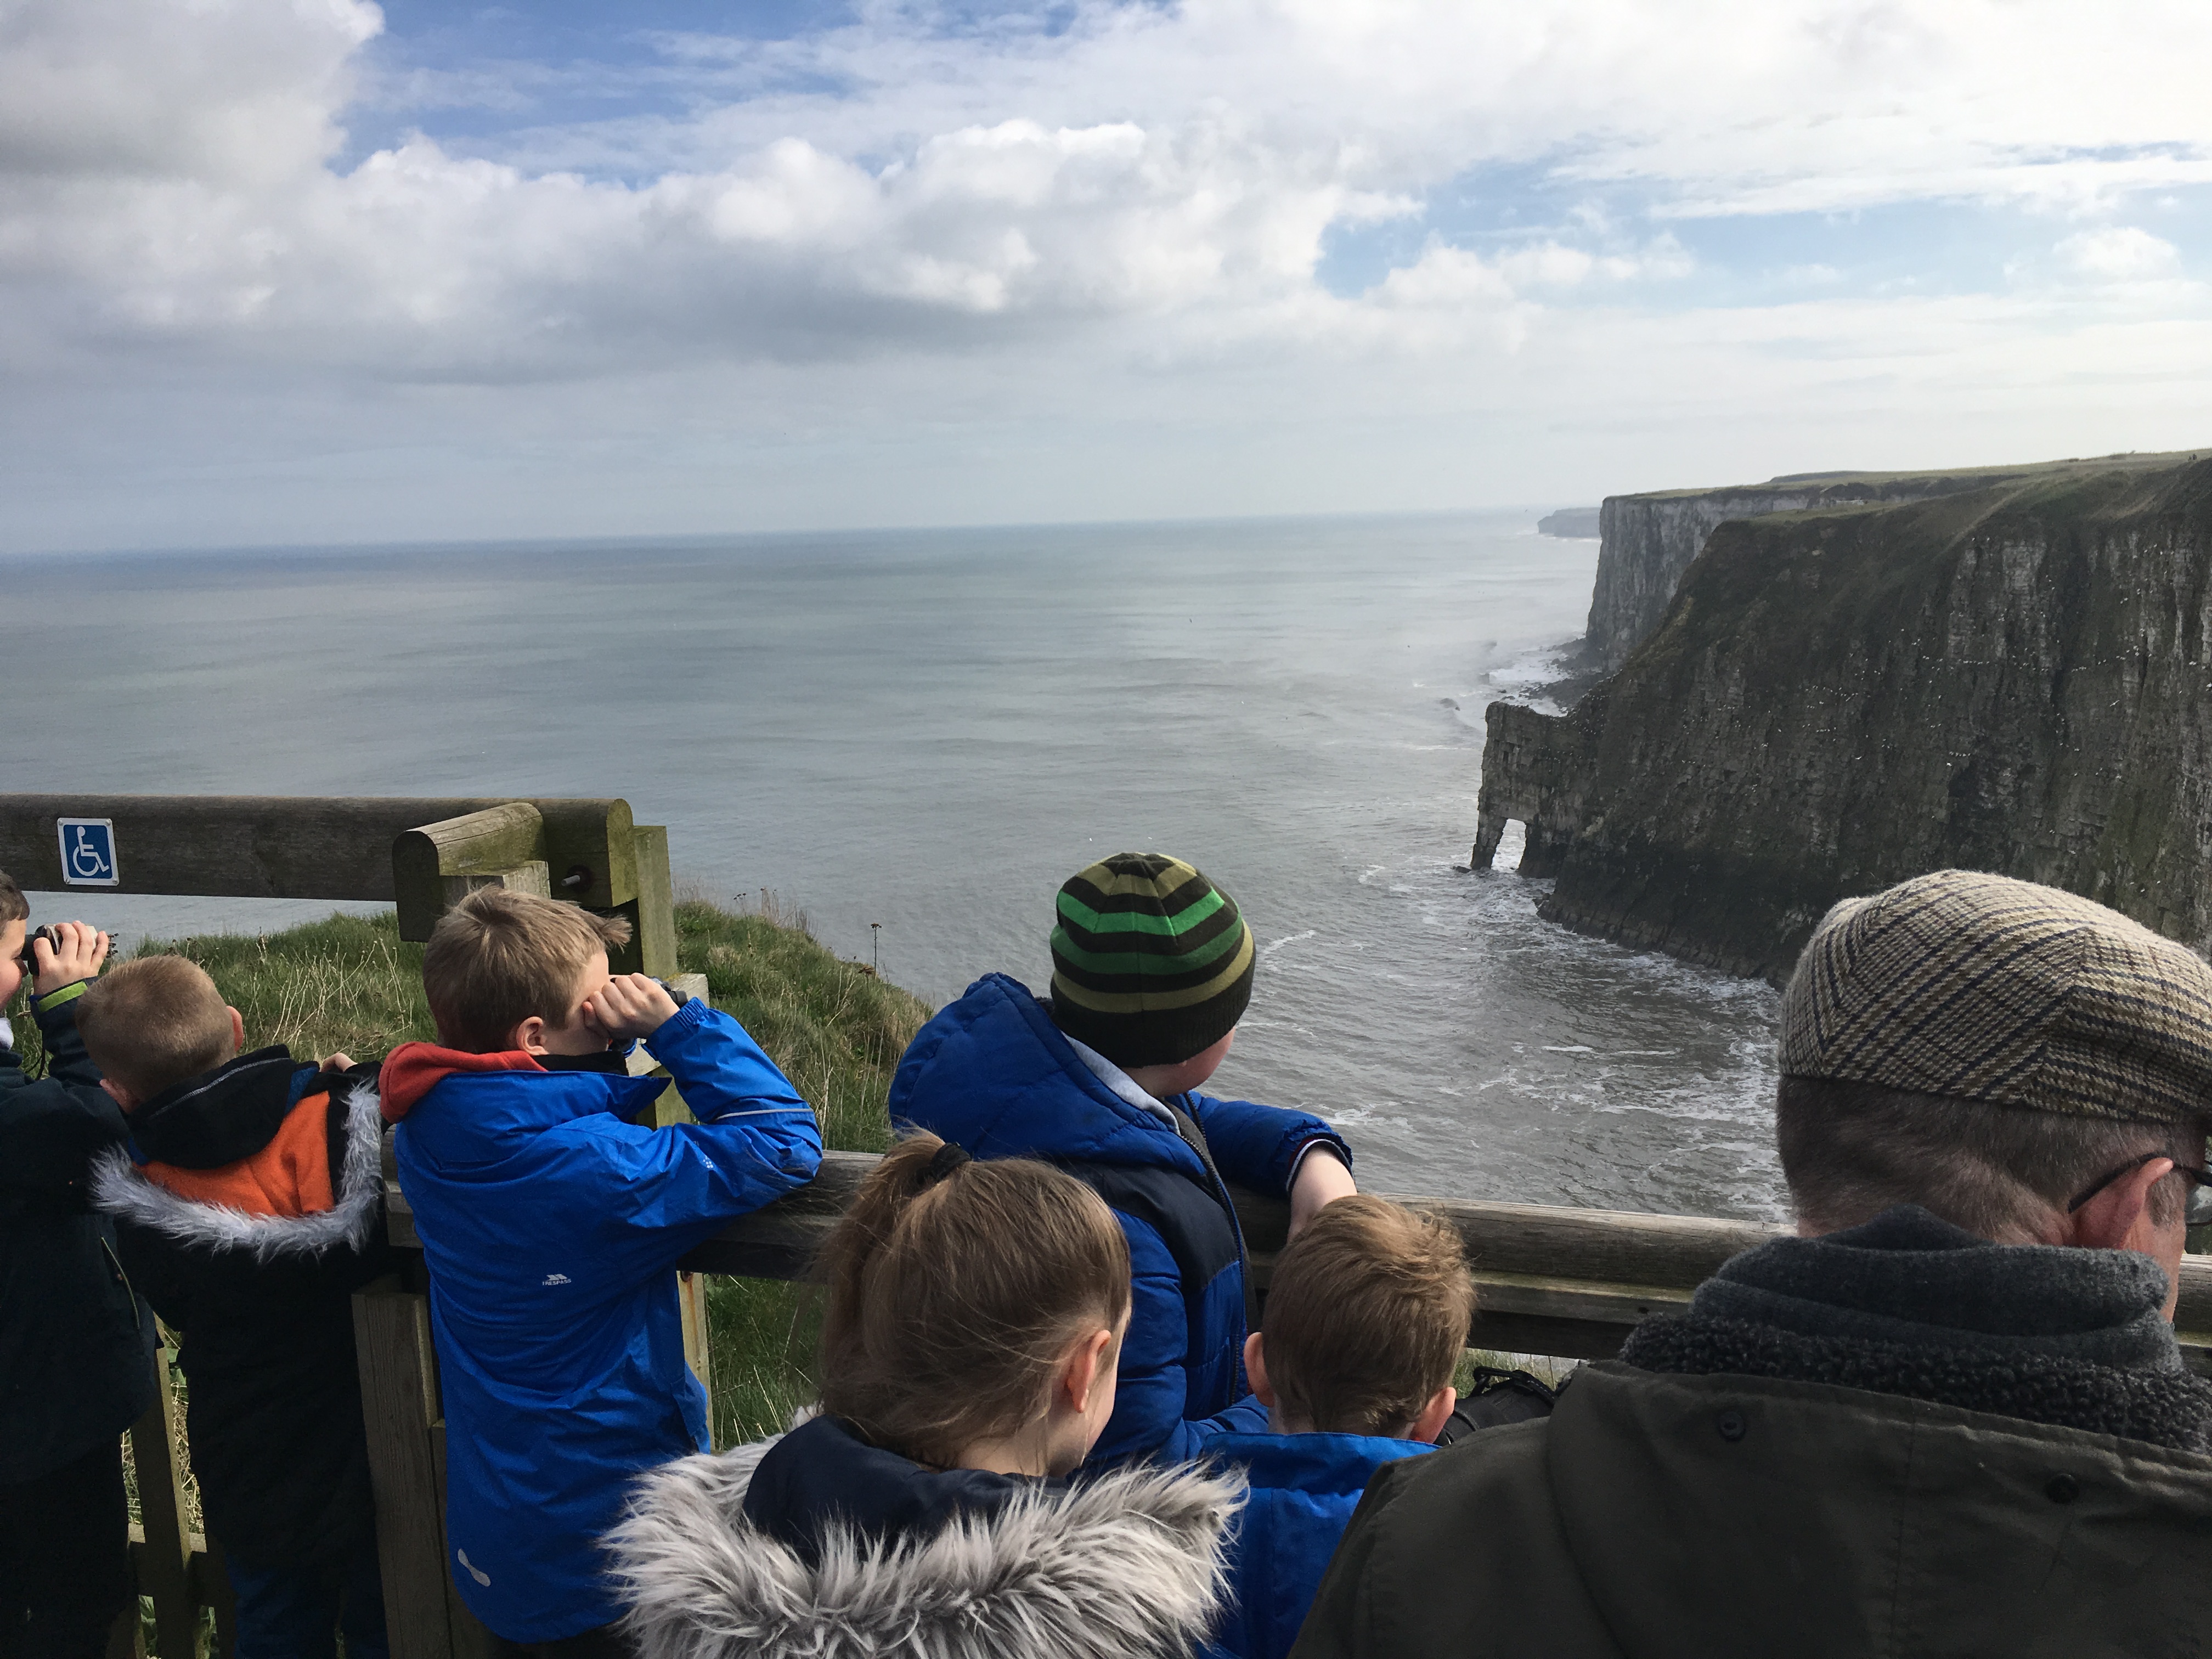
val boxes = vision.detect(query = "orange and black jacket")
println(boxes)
[91,1046,390,1570]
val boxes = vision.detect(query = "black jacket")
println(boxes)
[743,1414,1051,1565]
[0,985,158,1484]
[1294,1207,2212,1658]
[92,1047,390,1567]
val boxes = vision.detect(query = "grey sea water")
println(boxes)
[0,512,1782,1220]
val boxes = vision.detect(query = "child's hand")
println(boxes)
[320,1053,356,1073]
[585,974,680,1041]
[1287,1144,1357,1239]
[33,922,110,996]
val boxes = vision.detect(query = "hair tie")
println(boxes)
[923,1142,972,1186]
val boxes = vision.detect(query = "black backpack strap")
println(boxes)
[1164,1101,1261,1340]
[1434,1365,1561,1445]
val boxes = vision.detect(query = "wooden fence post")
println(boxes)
[354,1279,488,1659]
[128,1344,197,1659]
[630,825,679,979]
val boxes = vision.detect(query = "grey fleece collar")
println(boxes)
[1623,1204,2212,1452]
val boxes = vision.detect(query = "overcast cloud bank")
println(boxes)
[4,0,2210,550]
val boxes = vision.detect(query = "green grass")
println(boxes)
[5,898,928,1452]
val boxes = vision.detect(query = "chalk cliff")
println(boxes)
[1476,455,2212,981]
[1581,459,2199,673]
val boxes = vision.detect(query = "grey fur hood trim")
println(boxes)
[608,1437,1243,1659]
[89,1085,384,1263]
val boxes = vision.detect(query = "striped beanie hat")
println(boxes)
[1781,870,2212,1123]
[1049,853,1257,1069]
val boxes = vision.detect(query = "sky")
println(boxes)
[5,0,2212,553]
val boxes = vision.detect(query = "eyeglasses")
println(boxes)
[2067,1152,2212,1228]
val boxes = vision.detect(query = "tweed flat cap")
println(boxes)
[1781,870,2212,1123]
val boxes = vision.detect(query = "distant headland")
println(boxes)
[1536,507,1601,538]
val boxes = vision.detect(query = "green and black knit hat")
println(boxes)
[1782,870,2212,1122]
[1048,853,1256,1070]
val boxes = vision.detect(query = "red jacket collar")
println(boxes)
[379,1042,545,1122]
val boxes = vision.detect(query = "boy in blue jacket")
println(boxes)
[380,888,821,1656]
[889,852,1356,1465]
[1210,1195,1471,1659]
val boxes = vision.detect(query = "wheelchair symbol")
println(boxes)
[57,819,119,887]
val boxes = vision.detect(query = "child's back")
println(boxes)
[81,953,392,1656]
[382,889,821,1649]
[1207,1195,1475,1659]
[611,1133,1241,1659]
[890,853,1356,1465]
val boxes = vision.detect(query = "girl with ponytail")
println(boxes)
[608,1132,1242,1659]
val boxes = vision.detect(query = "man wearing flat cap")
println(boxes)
[1297,871,2212,1659]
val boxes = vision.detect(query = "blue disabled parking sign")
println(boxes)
[58,818,119,887]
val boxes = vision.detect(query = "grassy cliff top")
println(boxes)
[1618,447,2210,504]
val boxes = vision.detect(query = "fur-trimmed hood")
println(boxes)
[91,1074,384,1263]
[608,1433,1243,1659]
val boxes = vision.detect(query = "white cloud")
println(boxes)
[4,0,2212,550]
[2055,224,2183,281]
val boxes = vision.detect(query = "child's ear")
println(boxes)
[99,1077,140,1114]
[1243,1331,1276,1408]
[226,1007,245,1057]
[506,1015,547,1054]
[1064,1326,1115,1414]
[1411,1385,1457,1445]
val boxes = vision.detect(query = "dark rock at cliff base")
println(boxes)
[1537,507,1601,538]
[1474,455,2212,983]
[1584,451,2206,674]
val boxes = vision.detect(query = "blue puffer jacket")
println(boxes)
[888,974,1350,1466]
[384,1000,822,1644]
[1206,1431,1435,1659]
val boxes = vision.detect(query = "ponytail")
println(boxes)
[815,1131,1130,1468]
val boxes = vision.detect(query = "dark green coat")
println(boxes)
[1293,1361,2212,1658]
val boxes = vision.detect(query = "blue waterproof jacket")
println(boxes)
[888,974,1350,1465]
[1206,1431,1435,1659]
[386,1000,821,1643]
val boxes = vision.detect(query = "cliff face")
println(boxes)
[1476,458,2212,981]
[1582,457,2200,674]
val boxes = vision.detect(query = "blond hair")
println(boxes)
[422,888,632,1053]
[76,956,238,1101]
[816,1132,1132,1468]
[1262,1195,1475,1437]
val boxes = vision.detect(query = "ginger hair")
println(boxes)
[422,888,631,1053]
[1261,1194,1475,1437]
[816,1132,1131,1468]
[76,956,238,1102]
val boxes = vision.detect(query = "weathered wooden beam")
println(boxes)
[392,804,548,938]
[1233,1187,1784,1289]
[0,794,641,907]
[382,1148,2212,1371]
[353,1281,458,1659]
[0,795,515,899]
[128,1344,198,1659]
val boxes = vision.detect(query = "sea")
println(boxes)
[0,511,1784,1221]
